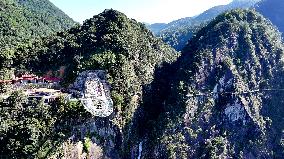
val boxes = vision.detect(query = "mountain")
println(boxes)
[256,0,284,34]
[0,0,76,46]
[0,0,76,75]
[146,23,167,35]
[16,0,77,33]
[2,1,284,158]
[148,0,260,51]
[1,9,178,158]
[142,9,284,158]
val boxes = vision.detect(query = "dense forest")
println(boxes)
[0,0,76,79]
[1,0,284,158]
[16,0,77,33]
[148,0,284,52]
[0,93,91,158]
[143,9,284,158]
[0,9,178,158]
[0,0,76,48]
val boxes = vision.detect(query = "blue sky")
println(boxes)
[50,0,233,24]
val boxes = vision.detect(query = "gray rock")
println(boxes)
[70,70,113,117]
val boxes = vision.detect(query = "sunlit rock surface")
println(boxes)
[70,70,113,117]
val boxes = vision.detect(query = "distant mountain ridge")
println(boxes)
[2,0,284,158]
[147,0,261,51]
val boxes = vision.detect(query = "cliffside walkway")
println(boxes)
[186,88,284,97]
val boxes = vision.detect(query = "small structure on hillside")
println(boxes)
[69,70,113,117]
[0,72,64,104]
[26,88,62,104]
[0,73,61,86]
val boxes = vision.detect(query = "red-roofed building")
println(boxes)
[0,72,62,86]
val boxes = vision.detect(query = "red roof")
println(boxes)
[1,73,62,83]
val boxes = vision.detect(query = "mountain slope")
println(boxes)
[256,0,284,34]
[146,23,168,34]
[143,9,284,158]
[148,0,260,51]
[16,0,77,33]
[0,0,76,47]
[0,0,76,74]
[8,9,178,158]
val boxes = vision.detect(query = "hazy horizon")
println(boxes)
[50,0,233,24]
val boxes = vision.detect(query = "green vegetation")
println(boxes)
[148,0,260,51]
[1,0,284,158]
[18,9,178,129]
[0,94,91,158]
[143,9,284,158]
[0,8,178,158]
[16,0,77,33]
[0,0,76,73]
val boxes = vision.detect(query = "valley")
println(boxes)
[0,0,284,158]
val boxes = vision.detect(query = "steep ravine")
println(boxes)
[23,9,179,158]
[141,9,284,158]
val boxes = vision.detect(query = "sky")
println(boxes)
[50,0,233,24]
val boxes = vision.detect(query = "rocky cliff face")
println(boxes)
[33,10,179,158]
[8,6,284,158]
[70,70,113,117]
[48,119,121,159]
[142,9,284,158]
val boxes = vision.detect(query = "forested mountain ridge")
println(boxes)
[1,0,284,158]
[148,0,260,51]
[0,0,76,77]
[1,9,179,158]
[147,23,168,35]
[0,0,76,47]
[142,9,284,158]
[16,0,77,33]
